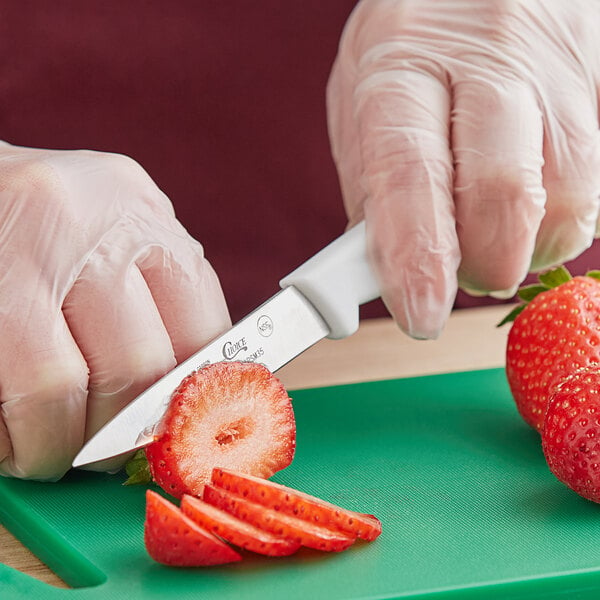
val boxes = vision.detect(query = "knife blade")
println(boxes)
[72,221,380,467]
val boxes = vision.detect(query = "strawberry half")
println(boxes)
[211,467,382,541]
[542,367,600,503]
[503,268,600,432]
[144,490,242,566]
[181,494,301,557]
[144,362,296,498]
[203,484,356,552]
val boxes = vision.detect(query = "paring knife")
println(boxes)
[72,221,380,468]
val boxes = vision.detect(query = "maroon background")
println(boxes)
[1,1,598,325]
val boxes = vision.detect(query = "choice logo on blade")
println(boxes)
[222,337,248,360]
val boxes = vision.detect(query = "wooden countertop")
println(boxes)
[0,304,512,589]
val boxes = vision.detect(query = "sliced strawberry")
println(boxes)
[211,468,382,541]
[203,484,355,552]
[181,494,300,557]
[145,362,296,498]
[144,490,241,566]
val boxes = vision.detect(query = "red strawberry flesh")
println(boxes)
[145,362,296,498]
[203,484,356,552]
[211,467,382,541]
[181,494,301,557]
[144,490,241,566]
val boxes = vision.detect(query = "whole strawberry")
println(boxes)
[542,368,600,503]
[504,267,600,432]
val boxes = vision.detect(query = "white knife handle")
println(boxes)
[279,221,381,340]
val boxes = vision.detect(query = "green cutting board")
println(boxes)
[2,368,600,599]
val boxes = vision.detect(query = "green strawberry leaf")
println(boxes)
[585,270,600,281]
[517,284,549,302]
[123,449,152,486]
[497,266,574,327]
[538,266,572,288]
[497,304,527,327]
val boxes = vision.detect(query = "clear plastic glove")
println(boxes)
[327,0,600,339]
[0,142,231,480]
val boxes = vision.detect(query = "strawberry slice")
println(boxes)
[211,468,382,541]
[144,490,241,566]
[145,362,296,498]
[181,494,301,557]
[203,484,355,552]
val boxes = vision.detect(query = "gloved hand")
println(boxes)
[328,0,600,339]
[0,142,231,480]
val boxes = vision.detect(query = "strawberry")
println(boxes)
[203,483,356,552]
[211,467,382,541]
[144,489,242,566]
[180,494,301,557]
[143,470,382,567]
[542,368,600,503]
[144,362,296,498]
[503,267,600,432]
